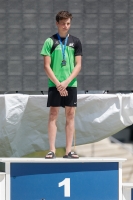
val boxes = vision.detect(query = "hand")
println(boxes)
[56,80,69,92]
[59,89,68,96]
[60,80,69,89]
[56,84,64,92]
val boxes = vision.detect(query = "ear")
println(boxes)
[56,21,59,27]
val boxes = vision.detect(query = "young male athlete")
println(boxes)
[40,11,82,159]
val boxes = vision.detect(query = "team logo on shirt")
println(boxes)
[55,40,59,44]
[69,43,74,47]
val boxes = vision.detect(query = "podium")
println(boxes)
[123,183,133,200]
[0,157,126,200]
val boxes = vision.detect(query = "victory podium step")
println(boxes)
[0,157,127,200]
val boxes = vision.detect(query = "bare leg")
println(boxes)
[65,107,78,157]
[46,107,59,158]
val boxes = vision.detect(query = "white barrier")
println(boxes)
[0,93,133,156]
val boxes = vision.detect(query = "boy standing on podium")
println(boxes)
[41,11,82,159]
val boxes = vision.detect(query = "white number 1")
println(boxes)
[58,178,70,197]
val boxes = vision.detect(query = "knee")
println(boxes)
[49,110,58,121]
[66,110,75,121]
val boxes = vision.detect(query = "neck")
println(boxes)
[58,31,69,38]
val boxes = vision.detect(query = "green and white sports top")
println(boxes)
[40,33,82,87]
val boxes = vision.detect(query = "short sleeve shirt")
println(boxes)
[41,34,82,87]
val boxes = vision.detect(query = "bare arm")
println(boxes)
[44,55,60,86]
[44,56,68,96]
[67,55,82,83]
[58,55,82,90]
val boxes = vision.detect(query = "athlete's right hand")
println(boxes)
[56,83,68,96]
[59,89,68,96]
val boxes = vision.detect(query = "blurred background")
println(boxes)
[1,0,133,182]
[0,0,133,92]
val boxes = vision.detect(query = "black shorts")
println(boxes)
[47,87,77,107]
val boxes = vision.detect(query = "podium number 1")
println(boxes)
[58,178,70,197]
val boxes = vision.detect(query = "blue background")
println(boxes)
[11,162,118,200]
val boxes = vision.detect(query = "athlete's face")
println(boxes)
[56,18,71,35]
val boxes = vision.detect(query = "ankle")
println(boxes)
[66,149,71,155]
[50,149,56,153]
